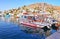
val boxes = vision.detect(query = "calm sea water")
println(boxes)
[0,21,45,39]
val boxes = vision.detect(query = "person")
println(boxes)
[50,23,58,34]
[32,17,36,21]
[41,26,50,37]
[42,26,50,32]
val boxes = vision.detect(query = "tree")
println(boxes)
[47,8,54,13]
[22,5,26,10]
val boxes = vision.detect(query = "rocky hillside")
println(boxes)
[3,3,60,14]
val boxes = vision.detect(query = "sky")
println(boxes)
[0,0,60,11]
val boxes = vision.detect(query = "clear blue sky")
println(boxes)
[0,0,60,11]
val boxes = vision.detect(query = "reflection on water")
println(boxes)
[0,21,45,39]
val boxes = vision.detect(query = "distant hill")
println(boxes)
[28,3,60,10]
[3,3,60,14]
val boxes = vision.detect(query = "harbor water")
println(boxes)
[0,21,45,39]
